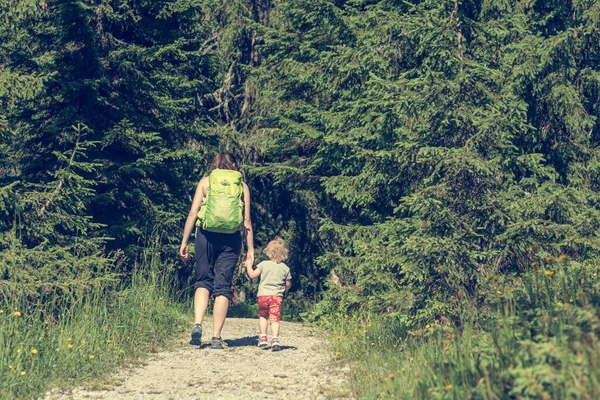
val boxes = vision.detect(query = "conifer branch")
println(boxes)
[451,0,463,60]
[200,33,220,55]
[38,125,83,217]
[240,31,257,120]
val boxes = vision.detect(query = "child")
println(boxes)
[245,237,292,351]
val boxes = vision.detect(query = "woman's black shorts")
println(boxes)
[193,228,242,300]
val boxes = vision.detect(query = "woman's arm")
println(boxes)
[242,182,254,268]
[179,177,208,260]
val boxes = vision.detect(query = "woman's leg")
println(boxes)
[211,233,242,339]
[212,295,229,338]
[193,229,214,321]
[194,287,210,325]
[192,229,214,346]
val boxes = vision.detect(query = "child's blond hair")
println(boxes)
[264,237,288,263]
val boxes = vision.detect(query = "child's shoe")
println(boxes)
[271,337,281,351]
[257,335,268,348]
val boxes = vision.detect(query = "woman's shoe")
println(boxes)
[211,336,225,349]
[190,324,202,345]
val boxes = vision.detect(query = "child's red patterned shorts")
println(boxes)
[258,296,283,323]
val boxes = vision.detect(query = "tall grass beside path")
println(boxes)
[322,257,600,399]
[0,244,187,399]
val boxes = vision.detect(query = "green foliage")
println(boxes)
[2,0,600,396]
[0,0,219,263]
[0,240,186,399]
[234,0,600,327]
[327,257,600,399]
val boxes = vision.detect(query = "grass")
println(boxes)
[324,258,600,399]
[0,248,188,399]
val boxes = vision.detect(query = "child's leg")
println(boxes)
[269,297,283,337]
[258,296,269,336]
[271,321,280,337]
[259,316,268,335]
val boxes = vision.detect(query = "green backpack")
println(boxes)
[196,169,244,234]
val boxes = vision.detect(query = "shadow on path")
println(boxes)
[188,336,256,348]
[225,336,258,347]
[189,336,298,351]
[261,345,297,352]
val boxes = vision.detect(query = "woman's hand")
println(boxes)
[243,251,254,269]
[180,243,189,261]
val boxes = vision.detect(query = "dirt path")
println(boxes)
[46,318,352,400]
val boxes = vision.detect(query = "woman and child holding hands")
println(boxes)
[179,153,292,351]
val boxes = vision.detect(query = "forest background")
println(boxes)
[2,0,600,398]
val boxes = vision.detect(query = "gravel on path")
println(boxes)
[46,318,352,400]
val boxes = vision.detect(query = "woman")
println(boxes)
[179,153,254,349]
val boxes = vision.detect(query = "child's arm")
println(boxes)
[246,264,261,280]
[285,279,292,292]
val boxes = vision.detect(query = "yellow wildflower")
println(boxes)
[558,254,569,262]
[444,346,450,351]
[425,324,430,329]
[67,338,72,342]
[8,365,13,369]
[20,371,26,376]
[446,384,453,390]
[594,273,598,278]
[335,352,341,357]
[31,349,38,355]
[497,290,502,294]
[89,354,95,359]
[13,311,21,317]
[0,309,4,313]
[545,256,553,262]
[68,344,73,349]
[387,373,394,380]
[106,339,112,343]
[553,317,558,321]
[409,357,414,361]
[16,349,21,353]
[544,271,555,277]
[569,298,574,303]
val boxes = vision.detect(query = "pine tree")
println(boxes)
[238,0,600,325]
